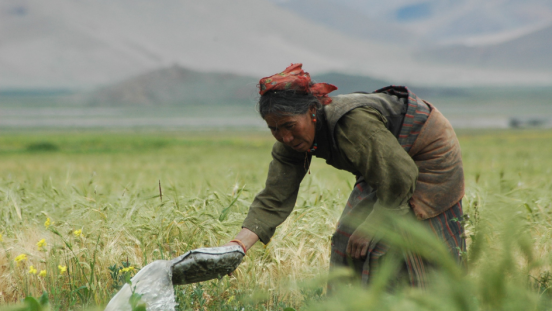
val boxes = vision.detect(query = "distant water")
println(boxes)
[1,100,551,130]
[104,260,177,311]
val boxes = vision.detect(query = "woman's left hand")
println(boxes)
[346,228,373,259]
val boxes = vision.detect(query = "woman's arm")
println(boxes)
[217,141,308,248]
[240,142,308,244]
[223,142,305,249]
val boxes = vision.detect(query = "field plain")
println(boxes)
[0,129,551,310]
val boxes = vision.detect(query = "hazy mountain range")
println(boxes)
[0,0,401,89]
[416,24,552,71]
[82,65,393,106]
[81,64,472,107]
[271,0,552,45]
[272,0,552,71]
[1,0,551,90]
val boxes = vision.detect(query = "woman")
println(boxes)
[225,63,465,287]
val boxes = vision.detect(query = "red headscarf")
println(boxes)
[258,63,338,105]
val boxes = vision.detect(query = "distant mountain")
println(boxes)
[407,1,552,45]
[312,72,390,94]
[416,25,552,71]
[83,65,257,106]
[271,0,552,45]
[272,0,417,46]
[311,73,467,99]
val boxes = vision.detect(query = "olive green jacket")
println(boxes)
[242,95,418,244]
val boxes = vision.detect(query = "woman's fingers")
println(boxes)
[360,242,369,258]
[355,243,363,259]
[354,241,368,259]
[347,238,359,257]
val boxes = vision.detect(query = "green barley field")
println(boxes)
[1,129,552,310]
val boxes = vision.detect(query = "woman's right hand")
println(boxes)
[223,228,259,276]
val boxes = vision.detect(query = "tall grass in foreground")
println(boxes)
[0,130,551,310]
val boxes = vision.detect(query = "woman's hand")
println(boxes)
[346,227,372,259]
[223,228,259,276]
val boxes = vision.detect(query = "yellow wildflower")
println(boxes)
[120,266,135,273]
[14,254,27,265]
[73,229,82,237]
[37,239,47,250]
[28,266,37,275]
[58,265,67,275]
[0,233,3,242]
[38,270,47,277]
[44,218,51,229]
[227,295,235,303]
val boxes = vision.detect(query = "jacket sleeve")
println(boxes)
[335,107,418,228]
[242,141,308,244]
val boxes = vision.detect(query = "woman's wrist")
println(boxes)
[225,227,259,252]
[229,239,247,253]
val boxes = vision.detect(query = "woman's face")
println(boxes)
[264,107,316,152]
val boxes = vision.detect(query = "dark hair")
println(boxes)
[257,89,322,119]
